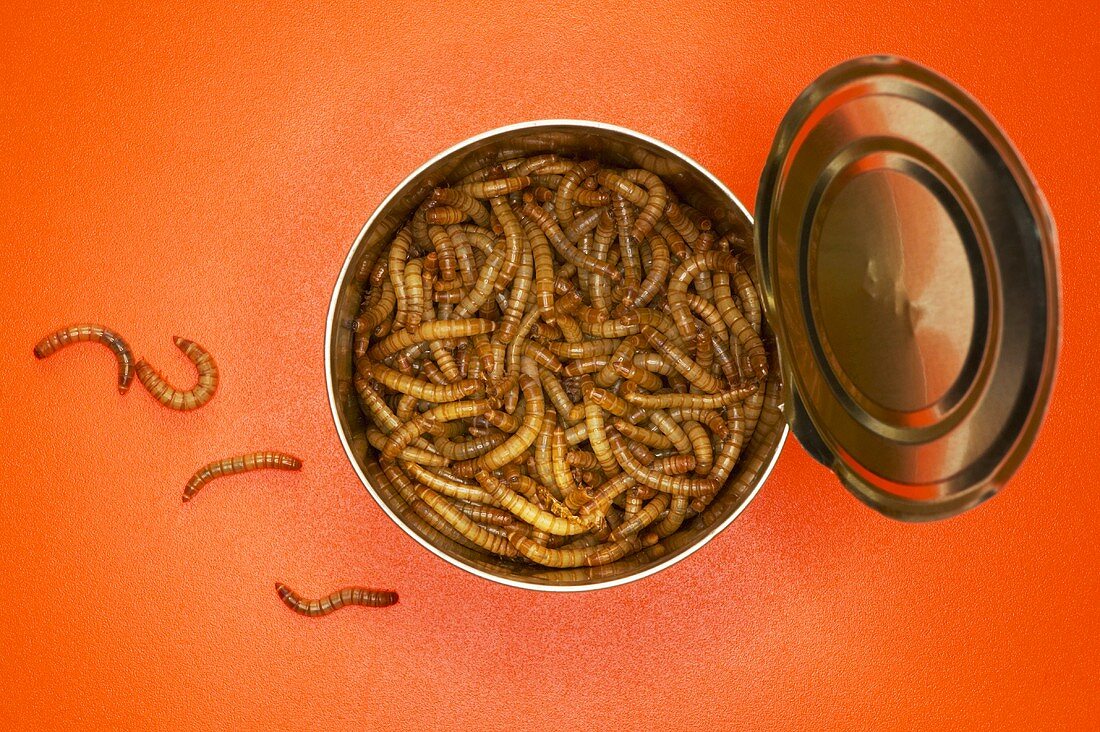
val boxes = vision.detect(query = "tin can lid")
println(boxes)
[755,56,1060,520]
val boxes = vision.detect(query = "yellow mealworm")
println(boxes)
[667,250,742,342]
[380,460,487,554]
[183,451,301,502]
[611,493,671,541]
[362,360,481,402]
[665,199,700,244]
[647,409,694,455]
[582,379,620,476]
[400,461,495,504]
[562,205,607,244]
[387,227,413,329]
[610,419,674,450]
[521,202,621,281]
[611,357,664,391]
[583,385,646,423]
[619,379,759,410]
[453,500,515,527]
[639,325,722,393]
[426,205,468,226]
[596,169,647,207]
[625,230,670,311]
[612,192,642,292]
[652,495,690,537]
[275,583,397,616]
[682,420,714,475]
[606,429,715,496]
[732,265,762,333]
[369,318,495,360]
[432,431,508,462]
[381,399,492,459]
[366,428,449,466]
[33,324,135,394]
[495,239,533,344]
[533,408,559,489]
[457,175,532,199]
[622,169,668,241]
[553,160,600,232]
[415,484,518,557]
[489,196,523,291]
[667,407,729,439]
[594,336,637,388]
[507,526,657,568]
[472,374,543,470]
[430,187,492,227]
[475,471,592,535]
[136,337,219,411]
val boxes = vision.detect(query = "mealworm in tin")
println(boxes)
[349,155,779,571]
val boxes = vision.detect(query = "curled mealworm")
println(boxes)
[183,451,302,502]
[430,187,491,227]
[136,337,219,411]
[34,324,135,394]
[275,582,397,616]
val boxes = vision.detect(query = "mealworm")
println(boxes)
[619,379,759,410]
[639,325,722,393]
[362,360,481,402]
[183,451,301,502]
[665,200,700,244]
[457,175,532,199]
[554,160,599,233]
[667,251,742,342]
[476,471,592,535]
[521,202,621,281]
[275,583,398,616]
[33,324,135,394]
[136,337,219,411]
[430,187,491,227]
[369,318,495,360]
[606,429,715,496]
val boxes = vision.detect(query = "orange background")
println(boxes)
[1,2,1097,729]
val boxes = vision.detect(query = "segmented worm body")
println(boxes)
[350,155,775,574]
[275,582,397,616]
[34,324,134,393]
[136,337,219,411]
[183,451,302,502]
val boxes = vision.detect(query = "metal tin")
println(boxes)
[325,57,1059,589]
[756,56,1060,520]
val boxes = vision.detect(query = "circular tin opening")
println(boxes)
[326,121,788,591]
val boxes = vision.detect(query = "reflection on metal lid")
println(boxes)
[755,55,1060,521]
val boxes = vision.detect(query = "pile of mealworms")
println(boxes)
[35,325,396,616]
[351,154,772,570]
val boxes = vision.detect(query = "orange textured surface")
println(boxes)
[1,2,1097,729]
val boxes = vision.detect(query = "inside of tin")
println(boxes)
[329,123,786,588]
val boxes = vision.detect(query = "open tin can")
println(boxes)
[326,56,1060,590]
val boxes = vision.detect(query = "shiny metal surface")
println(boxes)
[756,56,1060,521]
[326,120,788,590]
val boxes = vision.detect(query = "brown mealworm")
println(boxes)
[136,336,219,411]
[33,324,135,394]
[275,582,397,616]
[183,451,302,502]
